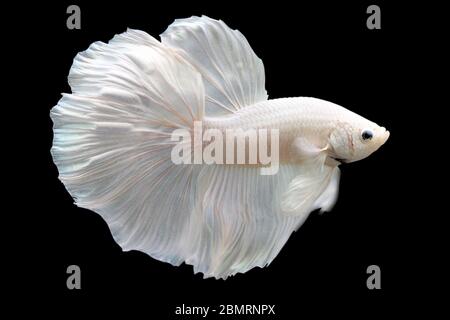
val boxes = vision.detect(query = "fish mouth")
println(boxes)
[380,127,390,145]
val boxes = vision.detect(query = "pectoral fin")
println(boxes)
[291,137,328,162]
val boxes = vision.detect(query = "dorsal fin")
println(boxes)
[161,15,268,116]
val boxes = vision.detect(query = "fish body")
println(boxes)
[204,97,389,164]
[51,16,389,279]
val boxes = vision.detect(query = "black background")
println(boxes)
[15,0,432,317]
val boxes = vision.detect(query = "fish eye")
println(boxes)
[361,129,373,141]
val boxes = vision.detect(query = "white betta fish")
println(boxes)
[51,16,389,279]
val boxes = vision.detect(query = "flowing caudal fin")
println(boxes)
[51,29,205,265]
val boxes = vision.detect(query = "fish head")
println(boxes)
[328,118,389,163]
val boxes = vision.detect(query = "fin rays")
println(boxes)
[51,16,342,279]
